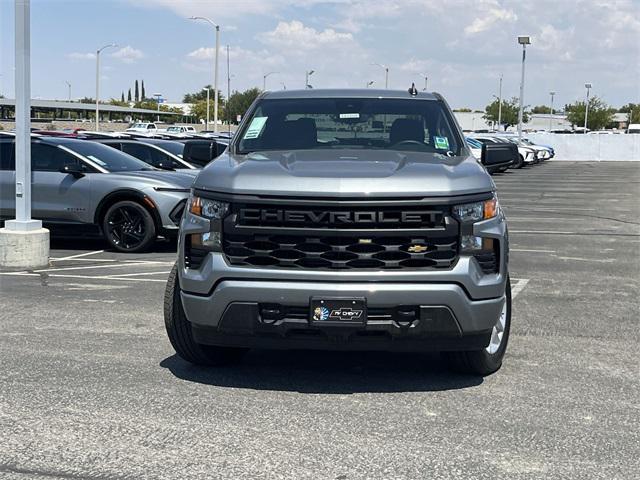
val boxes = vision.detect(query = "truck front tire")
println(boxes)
[164,264,247,366]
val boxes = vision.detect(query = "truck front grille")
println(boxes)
[222,202,459,270]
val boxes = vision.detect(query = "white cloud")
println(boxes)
[187,47,215,61]
[110,46,144,63]
[464,7,517,35]
[67,52,96,60]
[259,20,354,50]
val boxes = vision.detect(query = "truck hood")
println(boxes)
[193,149,494,198]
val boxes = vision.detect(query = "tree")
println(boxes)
[141,80,146,101]
[78,97,95,104]
[127,88,132,103]
[453,108,472,112]
[225,88,261,124]
[134,80,139,102]
[565,96,614,130]
[618,103,640,124]
[183,85,217,103]
[531,105,551,114]
[483,97,529,129]
[121,91,125,103]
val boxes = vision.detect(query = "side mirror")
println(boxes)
[481,142,517,168]
[59,164,85,178]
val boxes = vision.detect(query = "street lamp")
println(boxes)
[305,70,315,89]
[497,73,503,132]
[516,35,531,142]
[421,73,428,91]
[584,83,592,131]
[153,93,162,122]
[549,91,556,131]
[190,16,220,133]
[263,71,278,91]
[95,43,118,131]
[65,80,71,101]
[371,63,389,89]
[366,80,374,88]
[281,82,287,90]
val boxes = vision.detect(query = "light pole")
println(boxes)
[517,35,531,143]
[95,43,117,131]
[65,80,71,101]
[497,73,503,131]
[305,70,314,89]
[549,91,556,131]
[584,83,592,131]
[191,16,220,133]
[281,82,286,90]
[263,71,278,91]
[153,93,162,122]
[227,44,231,132]
[206,87,210,130]
[421,73,428,91]
[366,80,374,88]
[371,63,389,88]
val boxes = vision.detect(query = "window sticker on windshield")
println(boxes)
[339,113,360,119]
[87,155,106,166]
[243,116,268,139]
[434,136,450,150]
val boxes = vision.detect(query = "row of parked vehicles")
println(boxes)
[465,134,554,173]
[0,130,231,252]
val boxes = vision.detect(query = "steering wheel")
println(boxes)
[391,140,425,147]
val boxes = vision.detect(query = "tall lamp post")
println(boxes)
[65,80,71,101]
[263,71,278,91]
[371,63,389,88]
[153,93,162,122]
[95,43,118,131]
[0,0,49,269]
[584,83,592,131]
[421,73,428,91]
[517,35,531,143]
[497,73,503,131]
[549,91,556,131]
[305,70,314,89]
[190,16,220,133]
[366,80,374,88]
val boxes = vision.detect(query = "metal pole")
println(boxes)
[214,25,219,133]
[424,75,428,91]
[517,44,527,143]
[497,74,503,131]
[305,71,308,89]
[206,87,210,130]
[584,85,590,131]
[11,0,39,229]
[227,44,231,135]
[549,91,555,131]
[95,50,100,131]
[385,68,389,89]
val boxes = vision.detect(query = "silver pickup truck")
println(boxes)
[165,89,513,375]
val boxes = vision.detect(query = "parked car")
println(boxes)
[88,138,198,171]
[165,88,513,376]
[165,126,197,134]
[472,136,535,168]
[0,136,193,252]
[465,136,483,160]
[125,122,158,134]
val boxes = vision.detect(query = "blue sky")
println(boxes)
[0,0,638,109]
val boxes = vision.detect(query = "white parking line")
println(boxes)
[0,272,168,283]
[511,249,555,253]
[511,278,529,298]
[53,250,105,261]
[30,261,175,273]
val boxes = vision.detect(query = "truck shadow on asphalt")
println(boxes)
[160,351,483,393]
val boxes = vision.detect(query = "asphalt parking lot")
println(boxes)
[1,161,639,479]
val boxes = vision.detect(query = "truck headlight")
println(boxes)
[453,196,499,222]
[188,195,229,219]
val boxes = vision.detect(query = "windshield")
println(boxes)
[166,127,181,132]
[68,141,154,172]
[466,137,483,149]
[237,97,461,155]
[146,140,185,158]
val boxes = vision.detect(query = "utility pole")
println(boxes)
[549,91,556,131]
[422,73,428,91]
[372,63,389,88]
[227,44,231,135]
[263,71,278,91]
[517,35,531,143]
[190,17,220,132]
[205,87,210,130]
[305,70,314,89]
[0,0,49,269]
[584,83,592,131]
[153,93,162,122]
[497,74,503,132]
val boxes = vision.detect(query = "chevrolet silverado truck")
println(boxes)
[165,89,512,375]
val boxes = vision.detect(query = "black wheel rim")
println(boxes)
[106,206,146,250]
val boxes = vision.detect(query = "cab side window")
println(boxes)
[0,141,15,171]
[31,143,84,172]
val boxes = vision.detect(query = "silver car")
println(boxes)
[0,136,193,252]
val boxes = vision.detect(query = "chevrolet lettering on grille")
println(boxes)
[238,208,440,226]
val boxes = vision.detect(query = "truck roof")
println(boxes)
[262,88,439,101]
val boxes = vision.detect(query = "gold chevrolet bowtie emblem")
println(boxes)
[408,244,429,253]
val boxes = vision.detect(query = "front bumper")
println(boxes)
[178,212,508,352]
